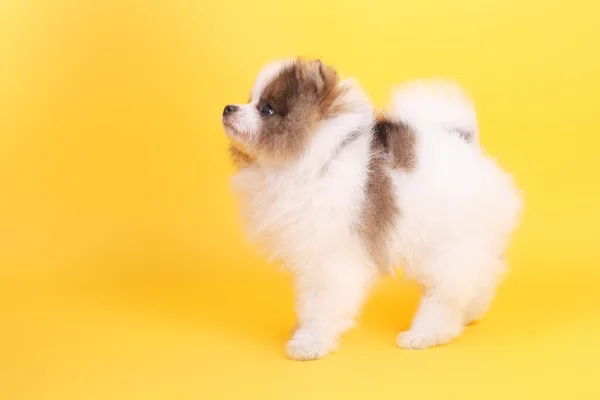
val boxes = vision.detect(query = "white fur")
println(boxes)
[229,67,523,360]
[391,80,480,146]
[223,103,261,141]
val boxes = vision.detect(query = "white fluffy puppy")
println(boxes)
[221,58,522,361]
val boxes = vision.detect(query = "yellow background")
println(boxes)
[1,0,600,398]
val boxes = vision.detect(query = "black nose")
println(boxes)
[223,105,239,116]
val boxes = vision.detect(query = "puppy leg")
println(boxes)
[286,255,375,361]
[397,250,475,350]
[464,259,504,325]
[460,287,492,327]
[396,284,465,350]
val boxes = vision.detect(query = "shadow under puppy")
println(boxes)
[221,58,522,361]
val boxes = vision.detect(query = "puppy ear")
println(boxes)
[315,60,339,94]
[296,59,339,94]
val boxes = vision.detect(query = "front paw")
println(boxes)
[285,328,333,361]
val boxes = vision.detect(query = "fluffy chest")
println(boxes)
[231,161,368,260]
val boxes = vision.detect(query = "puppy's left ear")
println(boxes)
[298,59,339,94]
[311,59,339,94]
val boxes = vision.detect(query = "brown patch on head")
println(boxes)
[359,117,416,272]
[253,59,346,163]
[229,143,255,169]
[374,117,416,171]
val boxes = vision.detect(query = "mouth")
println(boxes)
[221,117,234,129]
[222,118,249,143]
[221,118,237,135]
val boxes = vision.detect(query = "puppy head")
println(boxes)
[222,58,345,165]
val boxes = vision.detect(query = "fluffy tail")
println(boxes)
[389,80,479,146]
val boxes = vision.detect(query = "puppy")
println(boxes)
[221,58,522,361]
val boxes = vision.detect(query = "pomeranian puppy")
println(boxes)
[221,58,522,361]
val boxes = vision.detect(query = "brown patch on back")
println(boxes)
[374,118,417,171]
[359,117,417,272]
[253,59,345,163]
[359,138,398,272]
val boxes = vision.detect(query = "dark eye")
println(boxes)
[259,103,275,117]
